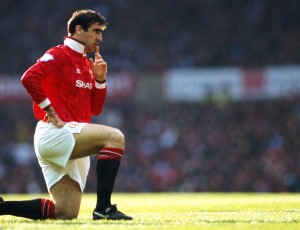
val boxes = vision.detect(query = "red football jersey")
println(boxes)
[21,37,107,123]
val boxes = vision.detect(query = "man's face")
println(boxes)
[81,22,105,52]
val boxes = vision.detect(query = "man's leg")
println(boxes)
[0,175,81,220]
[71,124,132,220]
[50,175,82,219]
[71,124,125,158]
[0,196,54,220]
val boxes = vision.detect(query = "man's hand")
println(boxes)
[89,46,107,82]
[45,106,65,127]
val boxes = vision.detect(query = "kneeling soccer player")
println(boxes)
[0,9,132,220]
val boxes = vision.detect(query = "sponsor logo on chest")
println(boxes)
[75,79,92,90]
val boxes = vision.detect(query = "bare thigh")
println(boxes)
[70,123,125,159]
[50,175,82,219]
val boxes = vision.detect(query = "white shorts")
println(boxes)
[34,121,90,192]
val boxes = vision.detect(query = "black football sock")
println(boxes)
[96,159,121,211]
[0,198,55,219]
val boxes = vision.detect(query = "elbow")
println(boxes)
[20,72,30,88]
[92,107,103,116]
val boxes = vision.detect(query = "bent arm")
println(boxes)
[21,49,65,127]
[21,62,50,108]
[91,81,107,115]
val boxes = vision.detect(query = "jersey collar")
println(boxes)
[64,37,85,54]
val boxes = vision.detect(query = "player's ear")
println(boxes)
[75,25,84,35]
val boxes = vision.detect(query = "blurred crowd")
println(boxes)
[0,0,299,74]
[1,95,300,193]
[0,0,300,193]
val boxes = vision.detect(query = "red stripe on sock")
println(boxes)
[101,147,124,154]
[41,198,55,219]
[47,200,55,219]
[41,198,47,219]
[99,147,124,161]
[98,154,120,160]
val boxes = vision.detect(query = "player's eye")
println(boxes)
[94,29,103,34]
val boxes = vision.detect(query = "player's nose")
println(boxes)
[97,33,102,42]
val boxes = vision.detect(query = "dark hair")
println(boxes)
[67,9,108,35]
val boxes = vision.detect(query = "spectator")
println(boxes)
[0,0,300,193]
[0,0,299,74]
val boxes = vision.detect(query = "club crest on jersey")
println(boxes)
[39,53,54,62]
[68,121,79,128]
[76,79,92,90]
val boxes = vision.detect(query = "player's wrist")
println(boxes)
[44,105,56,117]
[95,79,106,84]
[95,79,106,89]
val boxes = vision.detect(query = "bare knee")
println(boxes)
[108,128,125,149]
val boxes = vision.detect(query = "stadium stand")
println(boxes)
[0,0,299,193]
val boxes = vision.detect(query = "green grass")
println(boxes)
[1,193,300,229]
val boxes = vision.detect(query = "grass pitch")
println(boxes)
[0,193,300,230]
